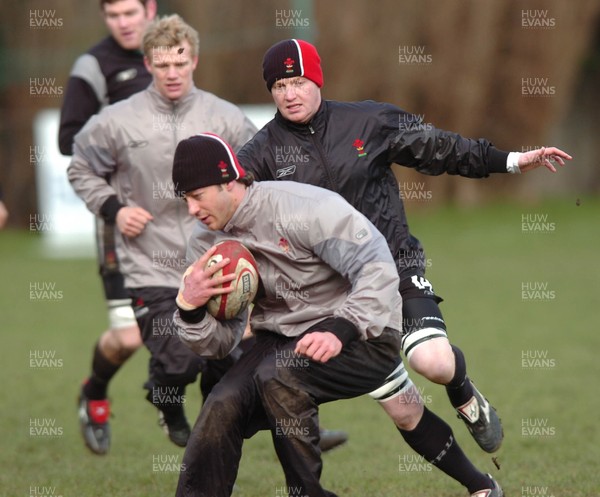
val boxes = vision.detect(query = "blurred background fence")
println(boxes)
[1,0,599,228]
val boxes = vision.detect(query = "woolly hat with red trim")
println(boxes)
[262,39,323,90]
[172,133,246,197]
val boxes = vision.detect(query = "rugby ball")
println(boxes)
[205,240,259,320]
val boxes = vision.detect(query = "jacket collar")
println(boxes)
[146,83,199,114]
[105,35,143,57]
[224,183,257,233]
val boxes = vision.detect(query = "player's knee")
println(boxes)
[100,299,141,360]
[254,357,309,410]
[378,382,424,430]
[254,362,285,401]
[391,402,424,431]
[405,332,454,383]
[100,326,141,362]
[98,329,120,362]
[203,385,248,428]
[409,354,455,384]
[113,325,142,352]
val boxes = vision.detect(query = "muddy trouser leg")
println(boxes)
[198,338,253,402]
[254,328,402,497]
[175,336,271,497]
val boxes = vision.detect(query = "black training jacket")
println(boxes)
[58,36,152,155]
[237,99,509,278]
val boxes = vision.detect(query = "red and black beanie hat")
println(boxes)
[262,39,323,90]
[172,133,246,197]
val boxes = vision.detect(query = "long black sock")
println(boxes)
[399,407,491,493]
[445,344,474,408]
[83,342,121,400]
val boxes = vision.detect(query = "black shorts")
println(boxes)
[96,218,129,300]
[130,286,206,387]
[399,271,443,303]
[96,219,137,329]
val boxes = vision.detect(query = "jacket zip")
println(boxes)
[171,100,188,249]
[307,124,337,192]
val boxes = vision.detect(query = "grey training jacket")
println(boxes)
[68,84,257,289]
[174,181,403,359]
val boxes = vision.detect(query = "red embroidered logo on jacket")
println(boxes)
[278,237,290,253]
[353,139,367,157]
[284,58,295,74]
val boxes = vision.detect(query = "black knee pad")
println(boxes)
[401,297,448,359]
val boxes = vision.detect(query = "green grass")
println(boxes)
[1,197,599,496]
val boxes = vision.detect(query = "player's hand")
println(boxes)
[0,200,9,229]
[518,146,572,173]
[176,245,236,311]
[295,331,343,363]
[116,206,154,237]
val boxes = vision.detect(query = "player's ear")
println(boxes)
[143,55,153,74]
[145,0,158,21]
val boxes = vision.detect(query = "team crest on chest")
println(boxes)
[278,237,290,253]
[352,139,368,158]
[115,68,137,82]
